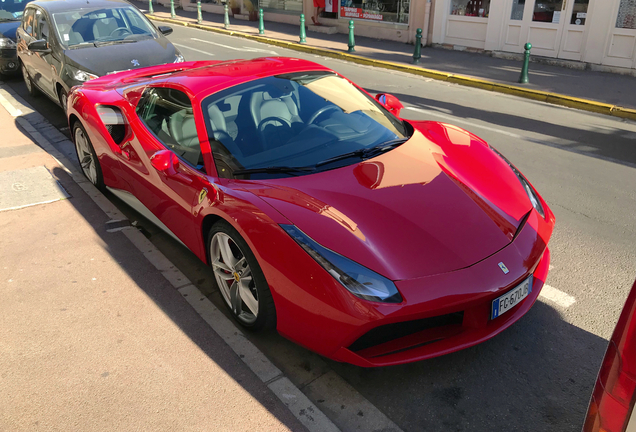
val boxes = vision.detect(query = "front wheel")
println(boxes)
[72,121,105,190]
[208,220,276,331]
[21,63,38,97]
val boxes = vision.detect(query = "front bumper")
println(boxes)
[0,49,19,75]
[270,206,554,367]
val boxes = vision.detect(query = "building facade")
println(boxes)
[431,0,636,70]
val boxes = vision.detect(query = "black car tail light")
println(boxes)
[583,281,636,432]
[96,106,127,145]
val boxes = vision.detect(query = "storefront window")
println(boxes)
[570,0,588,25]
[510,0,525,20]
[450,0,490,17]
[532,0,562,23]
[616,0,636,29]
[340,0,409,23]
[259,0,302,14]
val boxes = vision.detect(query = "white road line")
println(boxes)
[173,43,215,57]
[540,284,576,308]
[191,37,278,55]
[404,106,524,139]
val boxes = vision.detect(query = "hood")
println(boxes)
[247,122,533,281]
[64,37,177,76]
[0,21,20,41]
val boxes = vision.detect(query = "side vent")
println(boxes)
[96,106,127,145]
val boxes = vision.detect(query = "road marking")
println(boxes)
[405,106,524,139]
[540,284,576,308]
[173,42,215,57]
[191,37,278,55]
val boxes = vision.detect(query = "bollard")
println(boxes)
[412,28,422,64]
[259,8,264,34]
[170,0,175,18]
[519,42,532,84]
[197,0,202,24]
[148,0,154,14]
[348,20,355,53]
[224,3,230,29]
[299,14,307,44]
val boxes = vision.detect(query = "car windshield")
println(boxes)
[51,6,157,48]
[201,71,411,179]
[0,0,32,21]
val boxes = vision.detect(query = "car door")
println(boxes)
[30,8,57,99]
[17,6,36,74]
[117,85,211,251]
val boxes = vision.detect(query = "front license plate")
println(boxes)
[491,276,533,320]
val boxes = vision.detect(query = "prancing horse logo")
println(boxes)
[498,262,510,275]
[131,59,140,67]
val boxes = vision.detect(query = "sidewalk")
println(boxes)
[0,97,311,431]
[139,1,636,114]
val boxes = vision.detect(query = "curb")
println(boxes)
[148,14,636,122]
[0,86,341,432]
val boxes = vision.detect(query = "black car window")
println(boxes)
[1,0,33,20]
[136,87,204,171]
[34,10,50,41]
[22,7,35,35]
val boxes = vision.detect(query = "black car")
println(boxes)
[1,0,34,76]
[16,0,183,110]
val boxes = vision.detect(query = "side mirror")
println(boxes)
[375,93,404,117]
[150,149,179,174]
[28,39,50,53]
[158,26,173,36]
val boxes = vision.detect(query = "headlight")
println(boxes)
[174,54,185,63]
[0,37,16,49]
[67,65,98,82]
[491,146,545,218]
[281,225,402,303]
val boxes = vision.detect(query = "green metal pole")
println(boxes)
[224,3,230,29]
[519,42,532,84]
[347,20,355,53]
[258,8,264,34]
[412,28,422,64]
[170,0,175,18]
[299,14,306,44]
[148,0,154,15]
[197,0,202,24]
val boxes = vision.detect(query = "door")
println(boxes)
[602,0,636,69]
[501,0,591,59]
[30,8,56,98]
[17,7,36,75]
[118,85,210,251]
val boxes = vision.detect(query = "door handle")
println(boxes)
[562,0,566,11]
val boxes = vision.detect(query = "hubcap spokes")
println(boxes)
[74,128,96,184]
[211,233,258,324]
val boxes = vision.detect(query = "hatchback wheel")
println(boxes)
[21,64,38,97]
[73,121,104,190]
[208,220,276,331]
[58,88,67,113]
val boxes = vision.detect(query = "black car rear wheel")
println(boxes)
[21,64,38,97]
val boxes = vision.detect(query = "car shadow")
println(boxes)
[365,87,636,168]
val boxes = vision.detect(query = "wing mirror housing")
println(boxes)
[375,93,404,117]
[158,26,173,36]
[151,149,179,174]
[28,39,51,53]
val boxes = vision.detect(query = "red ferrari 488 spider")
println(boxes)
[67,57,554,367]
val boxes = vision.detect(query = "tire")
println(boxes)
[21,63,38,97]
[72,121,105,190]
[58,87,67,113]
[208,220,276,331]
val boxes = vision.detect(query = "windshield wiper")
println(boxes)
[315,137,409,168]
[233,166,315,176]
[94,39,137,47]
[69,42,97,49]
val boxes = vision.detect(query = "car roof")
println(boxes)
[28,0,134,13]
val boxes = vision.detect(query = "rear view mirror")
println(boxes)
[28,39,50,53]
[158,26,173,36]
[150,149,179,173]
[375,93,404,117]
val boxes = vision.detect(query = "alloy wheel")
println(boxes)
[210,232,259,325]
[22,65,32,93]
[74,126,97,184]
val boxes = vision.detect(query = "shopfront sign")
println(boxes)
[340,6,383,21]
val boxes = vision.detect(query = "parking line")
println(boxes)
[173,43,215,57]
[190,37,278,55]
[540,284,576,308]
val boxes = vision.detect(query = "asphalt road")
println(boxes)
[3,23,636,432]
